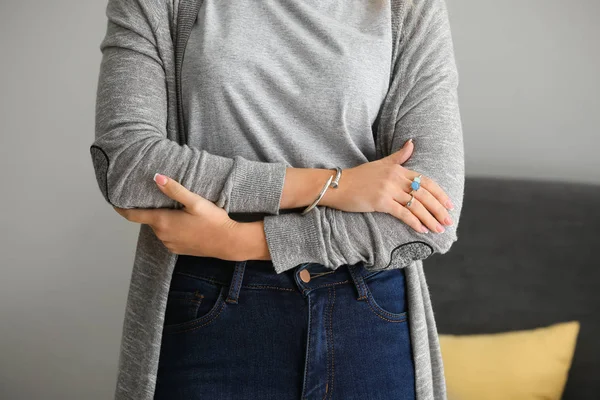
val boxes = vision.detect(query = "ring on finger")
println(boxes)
[411,174,423,192]
[406,192,415,208]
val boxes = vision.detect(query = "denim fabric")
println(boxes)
[154,255,416,400]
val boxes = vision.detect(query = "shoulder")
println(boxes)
[101,0,178,51]
[104,0,174,31]
[391,0,459,89]
[397,0,452,34]
[389,0,454,66]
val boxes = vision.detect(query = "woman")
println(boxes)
[90,0,464,398]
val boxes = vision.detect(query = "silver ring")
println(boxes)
[406,193,415,208]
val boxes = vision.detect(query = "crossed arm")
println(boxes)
[91,0,464,274]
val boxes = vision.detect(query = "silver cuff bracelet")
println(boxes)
[301,167,342,215]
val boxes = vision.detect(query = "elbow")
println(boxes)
[89,143,173,210]
[90,144,116,207]
[90,111,180,208]
[390,241,435,267]
[387,231,458,269]
[90,143,134,208]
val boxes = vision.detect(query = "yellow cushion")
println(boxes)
[439,321,580,400]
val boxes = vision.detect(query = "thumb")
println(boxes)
[385,138,414,165]
[153,173,198,208]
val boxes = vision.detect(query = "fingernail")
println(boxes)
[444,216,453,225]
[154,173,168,186]
[420,225,429,233]
[445,199,454,210]
[403,138,413,148]
[436,224,445,233]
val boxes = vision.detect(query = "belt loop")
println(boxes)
[226,260,246,304]
[346,263,368,301]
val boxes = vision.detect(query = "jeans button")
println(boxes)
[299,269,311,283]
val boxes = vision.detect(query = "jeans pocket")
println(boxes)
[162,272,228,335]
[363,269,408,322]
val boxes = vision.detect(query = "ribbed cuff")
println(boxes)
[262,210,327,274]
[228,156,287,215]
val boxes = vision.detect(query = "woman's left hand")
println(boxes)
[113,174,240,260]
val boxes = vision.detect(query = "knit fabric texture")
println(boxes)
[89,0,465,398]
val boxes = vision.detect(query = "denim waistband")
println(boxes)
[172,255,383,296]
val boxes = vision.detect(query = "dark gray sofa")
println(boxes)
[424,176,600,399]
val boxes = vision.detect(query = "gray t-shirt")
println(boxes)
[182,0,392,170]
[90,0,464,396]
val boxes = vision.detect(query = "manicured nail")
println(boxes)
[436,224,445,233]
[420,225,429,233]
[403,138,413,148]
[444,216,453,225]
[445,199,454,210]
[154,173,168,186]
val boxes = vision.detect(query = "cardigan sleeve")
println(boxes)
[89,0,287,213]
[262,0,465,273]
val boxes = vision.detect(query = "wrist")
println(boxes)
[230,221,271,261]
[319,168,345,208]
[280,168,340,209]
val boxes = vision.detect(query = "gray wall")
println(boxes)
[453,0,599,183]
[0,0,598,399]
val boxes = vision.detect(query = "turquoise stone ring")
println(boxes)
[411,174,423,191]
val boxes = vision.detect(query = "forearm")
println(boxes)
[196,168,347,262]
[229,205,454,271]
[279,167,340,210]
[231,221,271,261]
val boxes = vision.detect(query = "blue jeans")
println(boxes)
[154,255,416,400]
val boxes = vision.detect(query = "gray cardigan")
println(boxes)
[89,0,464,398]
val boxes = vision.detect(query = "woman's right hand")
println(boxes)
[322,139,455,234]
